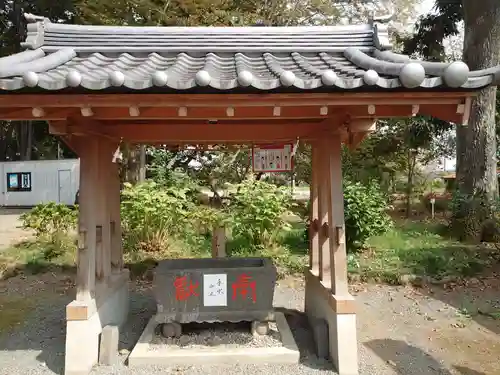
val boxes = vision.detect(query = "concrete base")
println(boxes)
[305,272,358,375]
[65,270,129,375]
[99,325,120,365]
[129,311,299,366]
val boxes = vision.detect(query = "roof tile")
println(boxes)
[0,17,498,92]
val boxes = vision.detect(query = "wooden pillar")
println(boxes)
[65,135,129,375]
[327,134,349,295]
[304,134,358,375]
[211,227,226,257]
[95,138,112,285]
[317,139,331,287]
[76,137,98,301]
[110,150,123,271]
[309,142,320,274]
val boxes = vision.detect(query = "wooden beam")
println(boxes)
[348,119,376,132]
[60,135,81,154]
[48,120,69,135]
[349,105,420,118]
[419,104,463,124]
[457,97,472,125]
[347,132,369,149]
[0,92,472,108]
[86,106,338,120]
[96,121,332,143]
[0,107,75,120]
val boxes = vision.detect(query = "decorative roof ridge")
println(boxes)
[344,47,470,88]
[29,20,375,34]
[17,15,386,53]
[24,13,50,23]
[21,14,50,49]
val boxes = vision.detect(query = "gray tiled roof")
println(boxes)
[0,14,499,92]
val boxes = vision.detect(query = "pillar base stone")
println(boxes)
[65,270,129,375]
[305,271,358,375]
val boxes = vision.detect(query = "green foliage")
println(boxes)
[19,202,77,258]
[228,222,307,278]
[20,202,77,239]
[401,0,463,60]
[120,181,196,253]
[352,221,497,283]
[227,179,292,248]
[343,180,393,252]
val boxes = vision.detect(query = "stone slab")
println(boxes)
[99,325,119,365]
[128,311,299,366]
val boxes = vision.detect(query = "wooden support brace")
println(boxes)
[309,142,320,275]
[321,222,330,239]
[109,157,123,271]
[326,134,349,295]
[76,138,99,301]
[317,139,331,286]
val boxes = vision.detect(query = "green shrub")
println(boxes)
[343,180,393,252]
[19,202,77,257]
[227,179,292,248]
[20,202,77,238]
[120,181,196,253]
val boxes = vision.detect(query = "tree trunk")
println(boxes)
[125,144,140,184]
[405,149,416,218]
[453,0,500,241]
[17,121,33,161]
[0,122,15,161]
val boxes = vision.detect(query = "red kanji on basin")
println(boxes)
[232,274,257,303]
[173,275,199,301]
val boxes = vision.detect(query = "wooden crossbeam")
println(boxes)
[0,92,472,108]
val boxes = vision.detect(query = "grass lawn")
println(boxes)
[351,220,500,284]
[1,218,498,285]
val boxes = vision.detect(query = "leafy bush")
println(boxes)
[19,202,78,257]
[227,179,292,248]
[343,180,393,252]
[120,181,196,254]
[20,202,77,239]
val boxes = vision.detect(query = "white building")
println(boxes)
[0,159,79,207]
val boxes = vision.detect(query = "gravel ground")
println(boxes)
[0,208,32,250]
[0,274,499,375]
[150,321,282,349]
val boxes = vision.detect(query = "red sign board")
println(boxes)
[252,143,294,173]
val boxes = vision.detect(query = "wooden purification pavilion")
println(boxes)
[0,13,499,375]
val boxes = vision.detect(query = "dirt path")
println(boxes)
[353,279,500,375]
[0,273,498,375]
[0,208,32,250]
